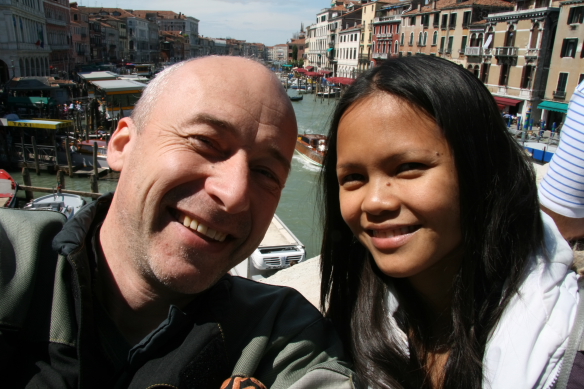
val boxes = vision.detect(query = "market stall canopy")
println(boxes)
[295,68,307,73]
[78,71,118,81]
[327,77,355,86]
[8,96,55,107]
[321,70,332,75]
[6,77,58,91]
[282,64,293,68]
[7,119,73,130]
[91,79,147,93]
[305,66,314,70]
[493,96,521,107]
[305,71,321,77]
[537,100,568,114]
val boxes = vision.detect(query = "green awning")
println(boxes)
[537,100,568,113]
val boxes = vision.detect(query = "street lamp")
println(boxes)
[10,60,14,79]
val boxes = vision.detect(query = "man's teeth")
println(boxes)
[178,213,227,242]
[373,226,416,238]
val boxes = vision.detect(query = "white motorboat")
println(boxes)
[23,193,86,220]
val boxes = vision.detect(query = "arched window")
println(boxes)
[409,32,414,45]
[423,32,428,46]
[432,31,438,45]
[395,40,399,53]
[419,32,424,45]
[504,25,515,47]
[401,32,405,45]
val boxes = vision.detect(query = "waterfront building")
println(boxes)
[0,0,50,82]
[484,0,559,122]
[272,43,287,64]
[358,0,394,74]
[539,0,584,127]
[336,23,361,77]
[288,36,306,65]
[307,7,348,72]
[44,0,72,76]
[131,11,198,59]
[70,2,89,66]
[328,6,363,75]
[371,1,412,64]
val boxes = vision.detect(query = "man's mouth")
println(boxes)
[370,225,419,238]
[176,212,227,242]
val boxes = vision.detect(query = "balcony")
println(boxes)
[373,15,402,23]
[373,52,388,59]
[465,46,483,56]
[445,48,452,54]
[553,90,567,99]
[494,47,518,57]
[525,48,540,60]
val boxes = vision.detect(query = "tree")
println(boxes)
[292,45,298,61]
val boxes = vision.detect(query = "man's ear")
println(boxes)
[107,117,135,171]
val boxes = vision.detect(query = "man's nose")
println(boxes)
[206,152,250,214]
[361,178,400,216]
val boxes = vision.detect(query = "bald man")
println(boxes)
[0,57,355,388]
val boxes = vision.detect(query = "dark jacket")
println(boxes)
[0,195,355,388]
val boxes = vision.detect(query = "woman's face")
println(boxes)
[336,93,462,284]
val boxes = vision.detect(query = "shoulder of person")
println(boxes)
[215,276,357,388]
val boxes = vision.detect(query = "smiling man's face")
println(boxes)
[107,58,297,295]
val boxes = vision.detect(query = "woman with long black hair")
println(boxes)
[319,55,579,388]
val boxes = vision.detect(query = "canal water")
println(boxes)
[7,88,337,259]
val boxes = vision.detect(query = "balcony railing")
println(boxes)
[553,90,567,99]
[373,52,388,59]
[465,46,483,56]
[373,15,402,23]
[494,46,518,56]
[525,48,540,59]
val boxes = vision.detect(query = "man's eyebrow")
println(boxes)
[187,113,292,173]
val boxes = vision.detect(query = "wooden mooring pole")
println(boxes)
[57,170,66,190]
[65,135,73,177]
[93,142,98,178]
[21,167,33,201]
[31,136,40,175]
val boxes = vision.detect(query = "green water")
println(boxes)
[8,90,337,259]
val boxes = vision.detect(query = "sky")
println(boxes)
[80,0,334,46]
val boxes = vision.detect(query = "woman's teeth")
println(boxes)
[178,213,227,242]
[373,226,417,238]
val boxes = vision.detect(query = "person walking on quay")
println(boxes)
[0,57,355,388]
[320,56,582,389]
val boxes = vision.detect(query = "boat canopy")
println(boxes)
[7,119,74,130]
[537,100,568,114]
[78,71,118,81]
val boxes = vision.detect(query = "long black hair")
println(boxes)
[319,55,544,388]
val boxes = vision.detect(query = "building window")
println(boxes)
[555,73,569,99]
[561,38,578,57]
[433,14,440,28]
[401,32,405,45]
[439,36,445,53]
[409,32,414,45]
[449,13,457,29]
[579,74,584,85]
[481,63,490,83]
[462,11,471,28]
[432,31,438,45]
[499,64,510,86]
[568,6,584,24]
[418,32,424,45]
[461,36,467,52]
[521,65,534,89]
[504,26,516,46]
[422,14,429,28]
[423,32,428,46]
[441,14,448,29]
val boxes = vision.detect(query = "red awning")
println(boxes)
[327,77,355,86]
[493,96,522,107]
[295,68,307,73]
[321,70,332,75]
[305,71,321,77]
[305,66,314,70]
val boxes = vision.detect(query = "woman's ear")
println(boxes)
[107,117,135,171]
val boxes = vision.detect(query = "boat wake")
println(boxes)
[293,154,322,173]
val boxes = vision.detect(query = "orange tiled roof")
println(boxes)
[404,0,512,14]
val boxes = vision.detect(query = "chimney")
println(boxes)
[418,3,422,11]
[433,0,437,9]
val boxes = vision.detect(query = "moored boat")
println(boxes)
[0,170,18,208]
[290,95,303,102]
[23,193,86,220]
[295,134,327,167]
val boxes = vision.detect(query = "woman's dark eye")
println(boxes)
[396,162,426,174]
[339,173,364,185]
